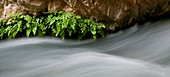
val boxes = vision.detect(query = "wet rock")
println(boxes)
[0,0,170,31]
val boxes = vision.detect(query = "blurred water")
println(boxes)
[0,19,170,77]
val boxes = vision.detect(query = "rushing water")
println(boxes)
[0,19,170,77]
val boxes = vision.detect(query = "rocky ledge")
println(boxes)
[0,0,170,32]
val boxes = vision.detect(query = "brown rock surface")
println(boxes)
[0,0,170,31]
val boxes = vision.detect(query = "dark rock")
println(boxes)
[0,0,170,31]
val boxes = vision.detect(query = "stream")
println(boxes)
[0,19,170,77]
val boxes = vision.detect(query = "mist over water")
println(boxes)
[1,19,170,77]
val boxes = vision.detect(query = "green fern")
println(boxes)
[0,11,106,40]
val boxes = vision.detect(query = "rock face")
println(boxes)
[0,0,170,31]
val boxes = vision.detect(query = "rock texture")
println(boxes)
[0,0,170,31]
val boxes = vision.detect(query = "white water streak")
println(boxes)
[0,20,170,77]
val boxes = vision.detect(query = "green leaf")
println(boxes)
[55,25,61,36]
[75,16,81,19]
[0,20,2,24]
[33,26,37,35]
[26,29,31,37]
[49,18,56,25]
[20,15,24,18]
[97,25,102,29]
[68,30,72,36]
[0,33,3,39]
[93,35,97,40]
[55,32,59,37]
[55,16,61,20]
[17,21,22,30]
[7,19,12,25]
[36,18,40,23]
[91,30,96,35]
[12,32,17,38]
[8,30,11,36]
[8,36,13,39]
[58,11,64,14]
[101,24,105,28]
[60,30,65,40]
[25,15,32,21]
[54,11,58,15]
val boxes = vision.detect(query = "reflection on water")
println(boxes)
[0,19,170,77]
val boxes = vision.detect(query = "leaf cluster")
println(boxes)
[0,11,105,40]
